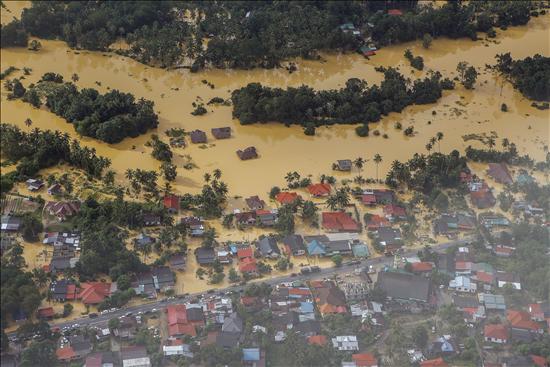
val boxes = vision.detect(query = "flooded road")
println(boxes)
[1,8,549,201]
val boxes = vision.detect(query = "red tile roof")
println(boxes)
[361,194,377,205]
[307,183,331,196]
[475,271,494,284]
[237,247,254,259]
[388,9,403,16]
[37,307,55,318]
[322,212,360,231]
[410,262,433,273]
[420,357,448,367]
[167,304,197,337]
[276,192,301,204]
[530,355,548,367]
[484,324,509,340]
[56,346,76,361]
[383,204,406,217]
[239,257,258,273]
[163,194,180,210]
[353,353,378,367]
[78,282,111,305]
[240,296,258,306]
[288,288,311,296]
[366,215,390,230]
[455,261,472,271]
[507,310,542,331]
[66,284,78,300]
[307,335,327,346]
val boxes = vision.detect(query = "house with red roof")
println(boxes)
[484,324,509,344]
[530,355,548,367]
[352,353,378,367]
[78,282,112,305]
[528,301,550,322]
[420,357,448,367]
[507,310,544,335]
[322,212,360,232]
[361,194,377,206]
[56,346,77,363]
[237,247,254,260]
[365,214,390,231]
[307,183,331,197]
[383,204,406,221]
[37,307,55,320]
[275,192,301,205]
[410,262,433,274]
[163,194,180,214]
[312,281,347,316]
[387,9,403,16]
[493,245,514,257]
[470,189,496,209]
[167,304,198,337]
[239,257,258,276]
[307,334,327,346]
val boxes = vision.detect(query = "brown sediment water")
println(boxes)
[1,13,548,201]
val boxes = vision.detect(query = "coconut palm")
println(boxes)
[425,143,433,153]
[502,138,510,149]
[436,132,444,152]
[487,137,496,150]
[213,168,222,180]
[325,195,338,211]
[204,172,211,183]
[24,118,32,127]
[353,157,366,173]
[373,154,383,182]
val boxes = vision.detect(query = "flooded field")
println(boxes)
[1,10,548,201]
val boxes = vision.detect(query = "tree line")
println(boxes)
[0,124,111,193]
[493,53,550,101]
[385,150,469,193]
[14,73,159,143]
[1,1,536,71]
[231,68,453,133]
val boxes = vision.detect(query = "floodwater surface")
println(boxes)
[1,8,549,201]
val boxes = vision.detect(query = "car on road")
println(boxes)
[125,312,133,317]
[290,273,298,277]
[345,260,361,266]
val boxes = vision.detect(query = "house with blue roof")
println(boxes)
[299,302,315,314]
[242,347,264,367]
[307,239,326,256]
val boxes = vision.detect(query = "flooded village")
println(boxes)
[1,1,549,367]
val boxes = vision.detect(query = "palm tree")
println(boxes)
[24,118,32,127]
[335,188,350,208]
[373,154,382,182]
[203,172,211,183]
[325,195,338,211]
[436,132,444,152]
[425,143,433,153]
[285,172,294,185]
[213,169,222,180]
[487,137,496,151]
[502,138,510,149]
[353,157,366,173]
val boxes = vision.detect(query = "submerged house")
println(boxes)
[237,147,258,160]
[322,212,360,232]
[211,127,231,139]
[190,130,207,144]
[334,159,352,171]
[256,237,280,258]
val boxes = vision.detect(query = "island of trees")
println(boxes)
[12,72,159,143]
[231,68,454,134]
[0,1,537,71]
[493,53,550,101]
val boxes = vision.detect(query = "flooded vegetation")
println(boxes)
[1,2,549,365]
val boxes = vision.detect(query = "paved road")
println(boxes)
[9,236,473,337]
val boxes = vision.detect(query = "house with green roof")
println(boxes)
[307,240,326,256]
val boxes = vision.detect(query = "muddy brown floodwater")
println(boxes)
[1,5,549,201]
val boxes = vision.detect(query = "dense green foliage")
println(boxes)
[232,69,453,127]
[494,53,550,101]
[385,150,468,193]
[2,1,534,71]
[19,339,57,367]
[0,20,28,48]
[19,75,159,143]
[0,124,111,184]
[1,244,42,331]
[465,144,534,167]
[370,1,532,46]
[72,197,161,279]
